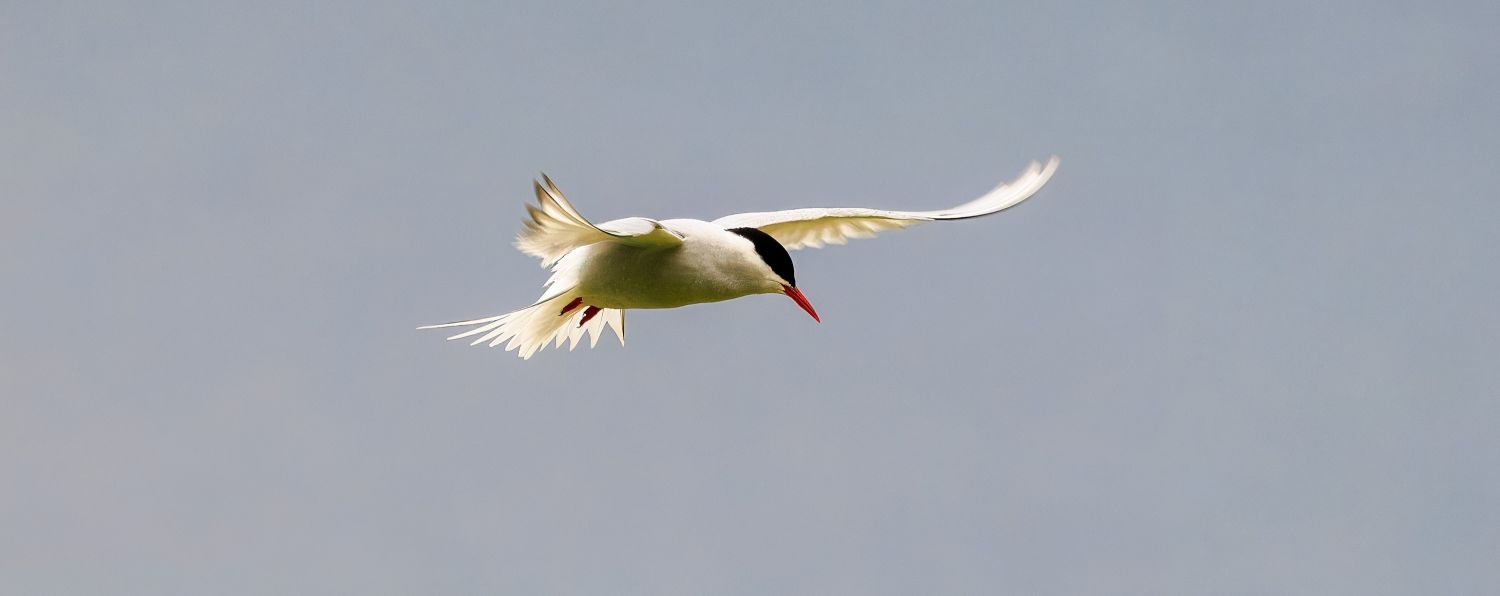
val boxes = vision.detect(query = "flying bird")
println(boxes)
[421,156,1059,358]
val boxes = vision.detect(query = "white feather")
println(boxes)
[515,175,683,267]
[712,156,1059,250]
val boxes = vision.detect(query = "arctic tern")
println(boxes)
[421,156,1059,358]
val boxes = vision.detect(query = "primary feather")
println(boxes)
[516,175,682,267]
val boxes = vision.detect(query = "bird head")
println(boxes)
[727,227,820,322]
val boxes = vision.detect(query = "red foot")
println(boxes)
[578,306,601,327]
[559,297,584,316]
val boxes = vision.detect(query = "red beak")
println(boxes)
[782,285,820,322]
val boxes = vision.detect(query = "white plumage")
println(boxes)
[421,156,1059,358]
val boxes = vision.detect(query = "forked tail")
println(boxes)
[418,290,624,359]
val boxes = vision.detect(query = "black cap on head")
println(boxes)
[727,227,796,287]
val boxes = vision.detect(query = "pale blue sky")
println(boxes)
[3,1,1497,594]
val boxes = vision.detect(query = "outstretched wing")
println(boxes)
[712,157,1059,250]
[516,174,683,266]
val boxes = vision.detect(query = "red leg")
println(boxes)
[578,306,602,327]
[559,297,584,316]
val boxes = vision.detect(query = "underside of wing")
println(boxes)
[515,175,682,266]
[718,208,926,249]
[712,156,1059,250]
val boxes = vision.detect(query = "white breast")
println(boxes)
[571,220,780,309]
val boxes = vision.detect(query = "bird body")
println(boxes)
[568,219,783,310]
[422,157,1059,358]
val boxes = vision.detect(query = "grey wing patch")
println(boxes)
[597,217,685,247]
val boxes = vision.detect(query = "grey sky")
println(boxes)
[3,1,1497,594]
